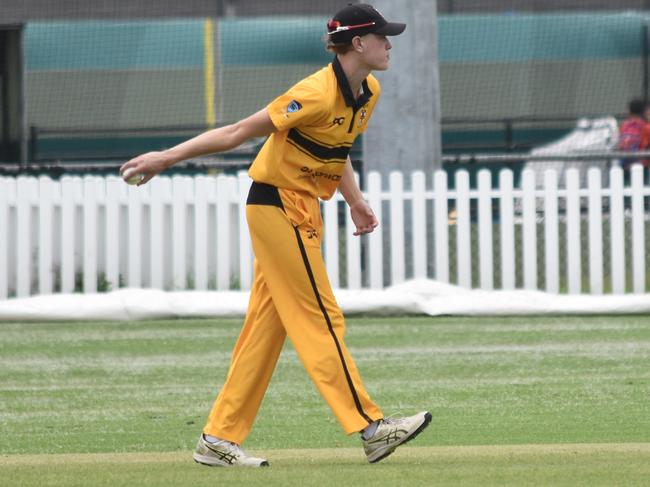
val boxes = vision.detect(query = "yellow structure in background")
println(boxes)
[203,19,216,128]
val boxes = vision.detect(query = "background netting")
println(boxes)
[1,0,649,162]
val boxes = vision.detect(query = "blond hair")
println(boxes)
[323,34,353,55]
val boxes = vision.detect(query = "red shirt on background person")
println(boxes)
[618,98,650,168]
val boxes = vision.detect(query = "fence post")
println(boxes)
[499,169,515,289]
[367,171,383,289]
[228,177,239,287]
[587,168,603,294]
[433,170,449,283]
[544,170,559,293]
[609,167,625,293]
[631,164,646,293]
[521,169,537,290]
[216,175,231,290]
[477,169,493,290]
[455,170,471,288]
[83,177,99,293]
[150,177,169,290]
[127,182,143,288]
[565,169,581,294]
[16,177,34,297]
[389,171,405,284]
[37,177,53,295]
[194,176,209,291]
[172,176,189,290]
[411,171,427,280]
[105,177,124,291]
[0,178,10,299]
[60,177,78,293]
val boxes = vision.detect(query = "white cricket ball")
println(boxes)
[123,170,145,185]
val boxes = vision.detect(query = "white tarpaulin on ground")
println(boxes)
[1,280,649,321]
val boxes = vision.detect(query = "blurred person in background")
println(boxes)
[617,98,650,184]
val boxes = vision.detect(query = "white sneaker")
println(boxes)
[193,434,269,467]
[362,411,432,463]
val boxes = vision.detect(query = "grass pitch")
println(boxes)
[3,445,650,487]
[1,315,649,486]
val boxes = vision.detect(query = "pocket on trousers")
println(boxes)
[279,189,323,242]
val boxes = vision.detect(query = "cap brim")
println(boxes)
[374,22,406,36]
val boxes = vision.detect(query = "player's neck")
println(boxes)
[337,55,371,100]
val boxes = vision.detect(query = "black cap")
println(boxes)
[327,3,406,45]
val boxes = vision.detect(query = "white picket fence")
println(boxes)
[0,165,648,299]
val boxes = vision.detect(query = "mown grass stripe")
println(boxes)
[3,443,650,466]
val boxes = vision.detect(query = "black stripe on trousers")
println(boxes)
[292,226,373,425]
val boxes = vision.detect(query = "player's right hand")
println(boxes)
[119,151,172,186]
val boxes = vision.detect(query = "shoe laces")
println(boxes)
[381,413,405,426]
[210,439,246,458]
[226,441,247,457]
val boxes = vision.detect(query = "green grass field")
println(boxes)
[1,315,649,486]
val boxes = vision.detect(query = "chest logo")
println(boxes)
[358,108,367,126]
[331,116,346,126]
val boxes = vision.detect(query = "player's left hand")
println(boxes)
[350,199,379,236]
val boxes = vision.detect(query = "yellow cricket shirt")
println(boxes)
[248,56,381,200]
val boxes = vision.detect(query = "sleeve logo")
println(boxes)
[286,100,303,113]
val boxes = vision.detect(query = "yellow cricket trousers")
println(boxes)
[203,182,383,445]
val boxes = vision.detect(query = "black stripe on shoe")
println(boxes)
[369,412,433,464]
[293,226,373,425]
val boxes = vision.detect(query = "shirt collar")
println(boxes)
[332,56,373,110]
